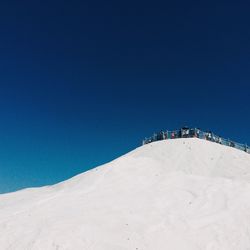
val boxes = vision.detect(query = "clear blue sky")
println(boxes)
[0,0,249,193]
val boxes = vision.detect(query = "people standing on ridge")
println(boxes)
[204,132,208,140]
[190,128,195,137]
[142,128,249,154]
[181,128,185,138]
[212,134,216,142]
[157,131,163,140]
[181,127,189,138]
[207,132,212,141]
[160,131,164,140]
[195,128,201,138]
[164,131,168,140]
[171,131,175,139]
[219,137,222,144]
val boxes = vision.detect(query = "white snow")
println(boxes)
[1,138,250,250]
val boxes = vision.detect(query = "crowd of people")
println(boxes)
[143,127,249,154]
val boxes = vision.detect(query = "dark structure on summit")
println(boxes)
[143,127,249,154]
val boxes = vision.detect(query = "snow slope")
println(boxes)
[1,138,250,250]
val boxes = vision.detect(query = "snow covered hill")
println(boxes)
[1,138,250,250]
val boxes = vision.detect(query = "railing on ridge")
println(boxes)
[142,128,249,154]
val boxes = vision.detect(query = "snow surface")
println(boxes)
[1,138,250,250]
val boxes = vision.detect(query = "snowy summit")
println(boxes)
[1,138,250,250]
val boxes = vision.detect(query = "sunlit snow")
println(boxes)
[1,138,250,250]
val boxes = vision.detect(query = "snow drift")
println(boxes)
[1,138,250,250]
